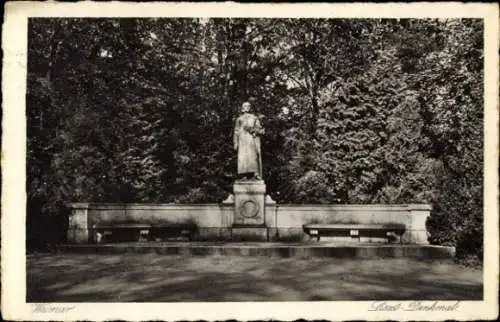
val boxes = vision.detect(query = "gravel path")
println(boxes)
[27,253,482,302]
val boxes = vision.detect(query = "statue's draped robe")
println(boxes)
[233,113,263,177]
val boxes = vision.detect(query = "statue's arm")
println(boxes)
[255,117,264,135]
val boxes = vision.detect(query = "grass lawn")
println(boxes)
[27,253,482,302]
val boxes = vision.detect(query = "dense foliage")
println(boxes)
[27,18,483,260]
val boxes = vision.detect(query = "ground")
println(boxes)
[27,253,482,302]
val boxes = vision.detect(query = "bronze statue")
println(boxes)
[233,102,264,180]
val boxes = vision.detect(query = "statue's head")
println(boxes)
[241,102,251,113]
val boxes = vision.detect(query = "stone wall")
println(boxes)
[68,202,430,244]
[273,204,430,244]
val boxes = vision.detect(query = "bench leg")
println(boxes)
[95,231,102,244]
[139,230,150,242]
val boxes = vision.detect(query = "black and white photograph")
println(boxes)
[2,2,498,321]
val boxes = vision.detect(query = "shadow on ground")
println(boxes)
[27,253,483,302]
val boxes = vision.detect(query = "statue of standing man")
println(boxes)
[233,102,264,180]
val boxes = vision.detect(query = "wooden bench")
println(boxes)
[92,223,197,243]
[302,224,406,243]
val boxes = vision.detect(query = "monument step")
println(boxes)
[56,243,455,259]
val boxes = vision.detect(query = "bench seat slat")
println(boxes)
[155,224,197,228]
[93,224,197,229]
[303,224,405,230]
[94,224,152,229]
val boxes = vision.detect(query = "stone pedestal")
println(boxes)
[230,226,269,241]
[233,180,266,226]
[68,203,90,244]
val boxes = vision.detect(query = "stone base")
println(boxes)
[231,225,269,241]
[233,180,266,226]
[67,228,90,244]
